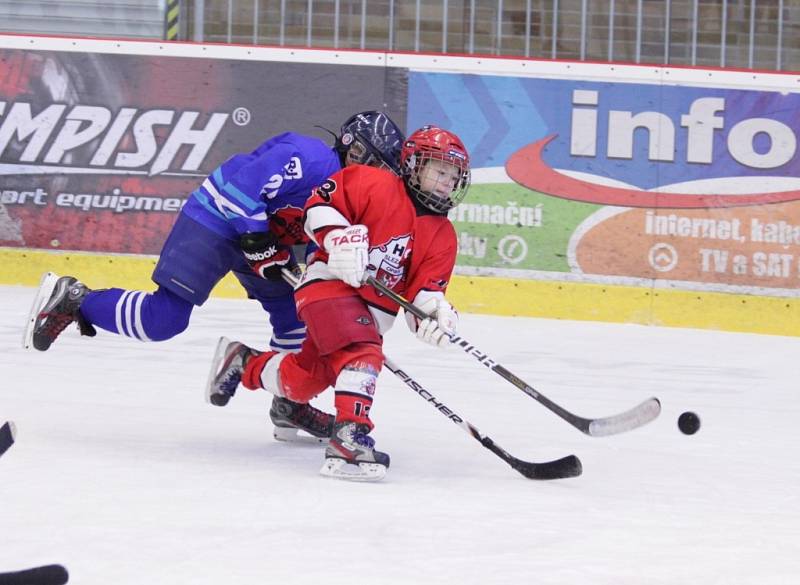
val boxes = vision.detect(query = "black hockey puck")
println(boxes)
[678,411,700,435]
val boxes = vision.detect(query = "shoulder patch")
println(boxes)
[313,178,337,202]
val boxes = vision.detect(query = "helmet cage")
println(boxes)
[342,135,394,172]
[404,150,470,214]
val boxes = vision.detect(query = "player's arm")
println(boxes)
[224,147,303,279]
[303,168,370,288]
[404,223,459,348]
[201,155,270,235]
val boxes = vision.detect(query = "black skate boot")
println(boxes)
[320,421,390,481]
[206,336,259,406]
[269,396,335,443]
[25,272,96,351]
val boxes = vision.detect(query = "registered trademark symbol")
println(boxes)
[232,107,251,126]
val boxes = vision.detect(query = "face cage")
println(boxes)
[406,152,470,214]
[346,138,393,172]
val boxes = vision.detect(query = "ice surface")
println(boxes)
[1,284,798,584]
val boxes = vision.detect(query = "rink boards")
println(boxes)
[0,34,799,337]
[2,248,796,337]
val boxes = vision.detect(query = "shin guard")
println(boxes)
[333,355,382,430]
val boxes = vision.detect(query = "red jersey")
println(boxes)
[296,165,457,333]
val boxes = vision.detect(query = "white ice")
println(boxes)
[1,283,798,585]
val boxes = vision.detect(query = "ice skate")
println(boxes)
[23,272,95,351]
[206,337,259,406]
[269,396,334,444]
[320,421,390,482]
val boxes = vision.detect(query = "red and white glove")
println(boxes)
[323,224,369,288]
[405,292,458,348]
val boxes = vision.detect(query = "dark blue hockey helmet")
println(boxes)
[337,111,405,175]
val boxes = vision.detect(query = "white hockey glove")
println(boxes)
[405,292,458,348]
[323,224,369,288]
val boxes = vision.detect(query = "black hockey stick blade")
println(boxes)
[385,357,582,480]
[513,454,583,480]
[479,435,582,480]
[0,421,16,458]
[0,564,69,585]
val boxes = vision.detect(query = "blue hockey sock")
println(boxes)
[80,286,194,341]
[260,293,306,352]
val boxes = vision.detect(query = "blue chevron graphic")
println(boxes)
[407,72,548,168]
[462,75,509,166]
[407,73,451,129]
[408,73,488,161]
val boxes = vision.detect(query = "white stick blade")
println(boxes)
[588,397,661,437]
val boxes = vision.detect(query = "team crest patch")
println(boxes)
[268,204,305,244]
[360,376,376,396]
[368,234,412,291]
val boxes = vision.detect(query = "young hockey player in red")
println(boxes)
[207,125,471,481]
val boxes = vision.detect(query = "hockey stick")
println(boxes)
[385,358,581,479]
[0,421,16,459]
[366,276,661,437]
[0,565,69,585]
[279,269,580,479]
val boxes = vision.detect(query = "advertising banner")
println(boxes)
[408,72,800,297]
[0,47,406,255]
[1,37,796,332]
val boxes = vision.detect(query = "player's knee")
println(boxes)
[145,314,190,341]
[142,289,193,341]
[144,312,190,341]
[330,341,384,377]
[277,352,330,403]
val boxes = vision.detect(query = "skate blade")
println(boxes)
[22,272,59,350]
[205,336,232,405]
[273,425,329,445]
[319,457,387,482]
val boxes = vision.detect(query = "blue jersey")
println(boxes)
[182,132,341,243]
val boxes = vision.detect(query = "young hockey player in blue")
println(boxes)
[24,111,405,441]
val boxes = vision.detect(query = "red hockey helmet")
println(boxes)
[400,125,470,214]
